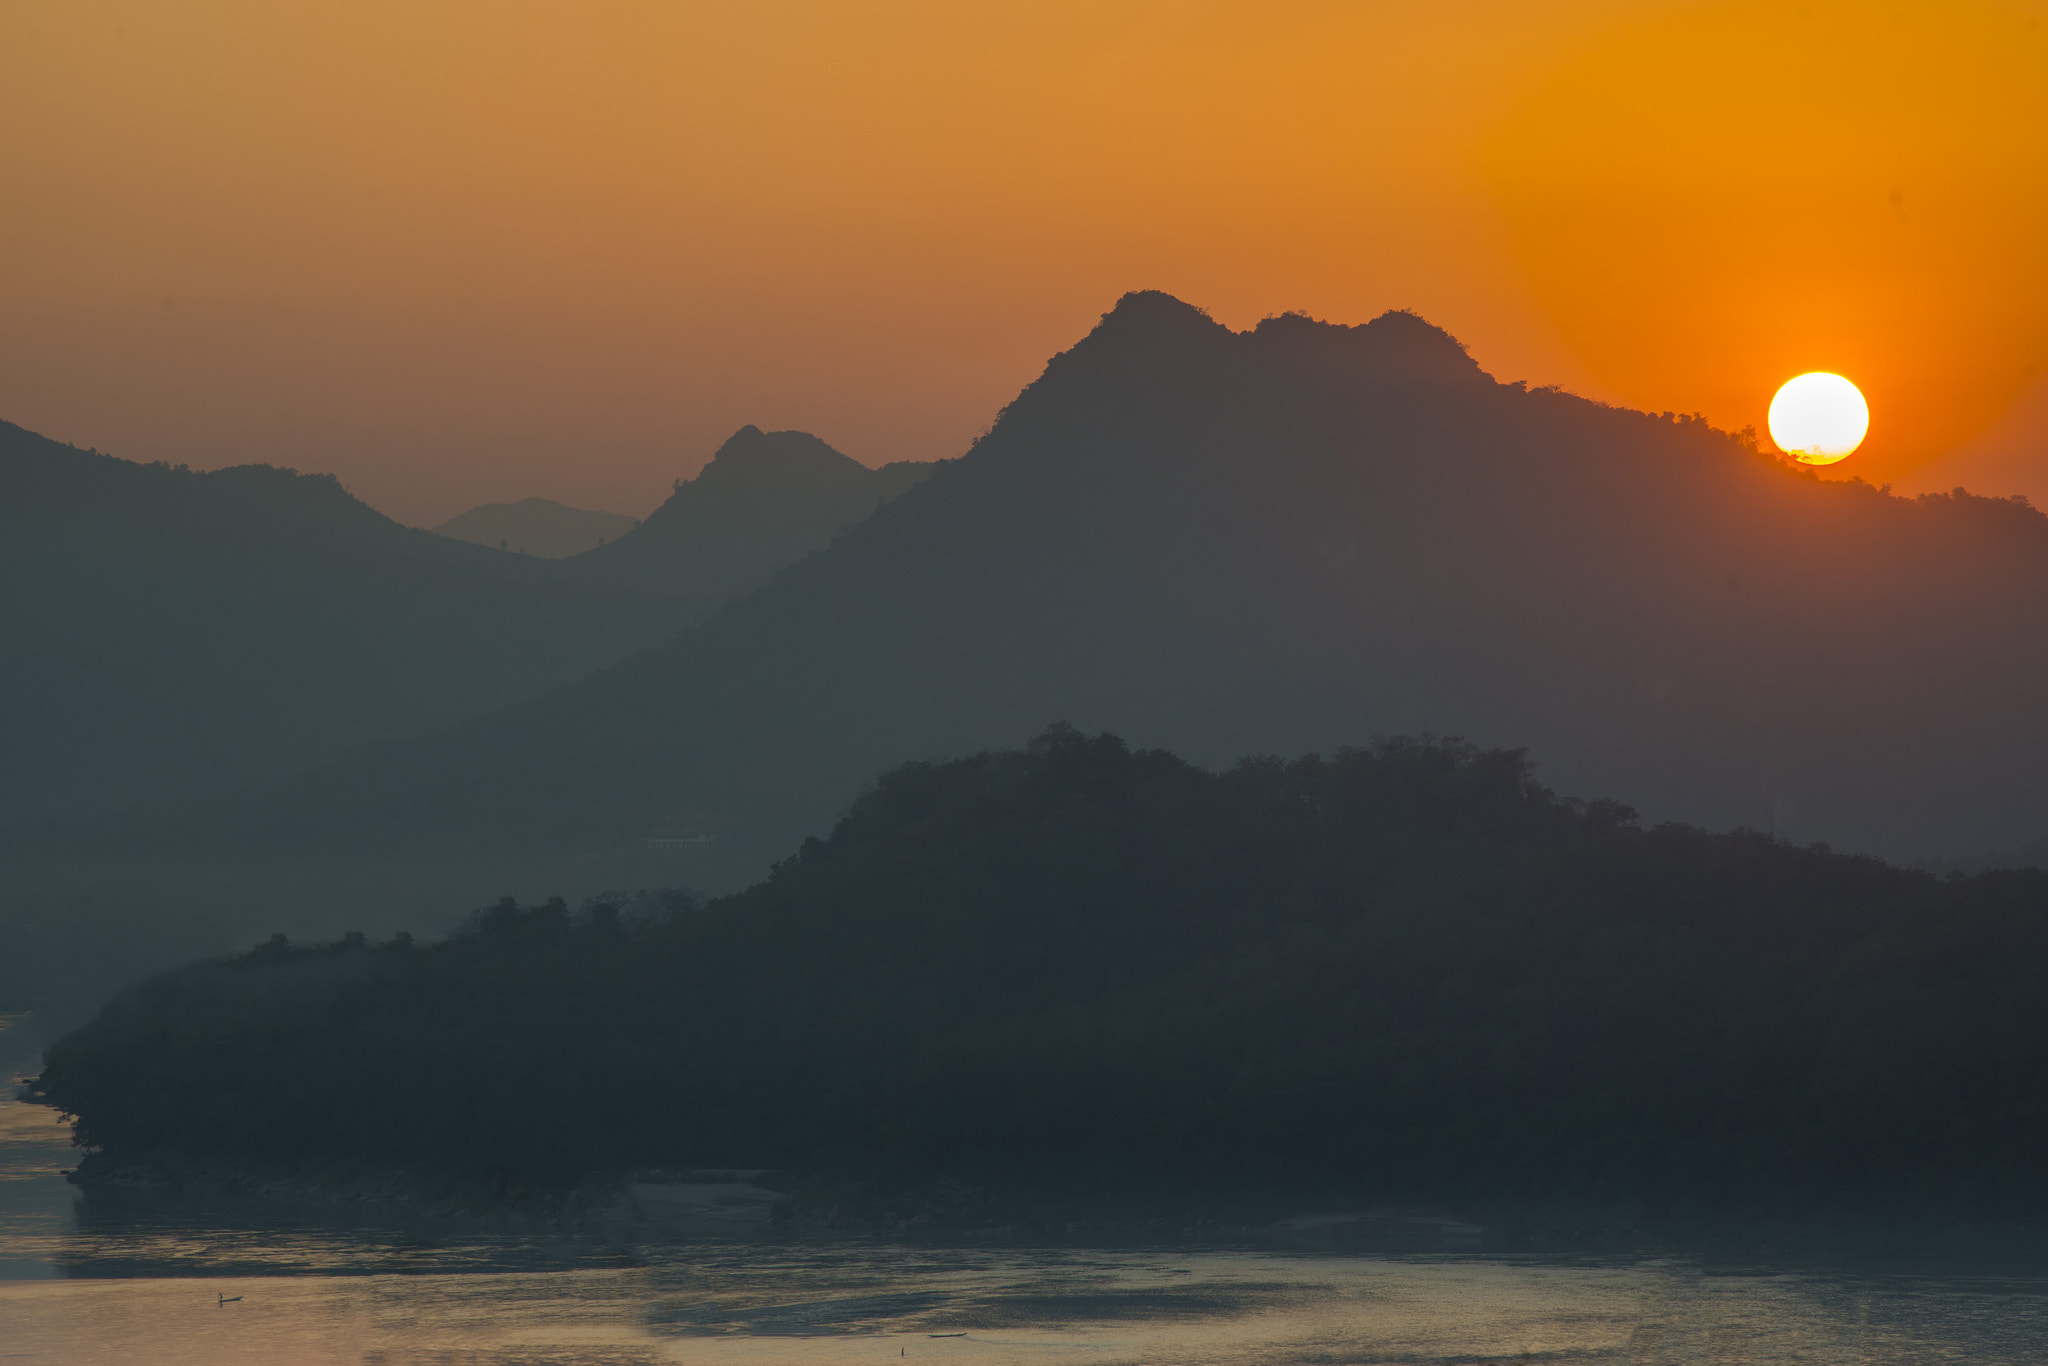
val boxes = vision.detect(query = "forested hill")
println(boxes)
[0,420,683,821]
[35,728,2048,1202]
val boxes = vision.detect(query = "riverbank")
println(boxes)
[52,1146,2048,1270]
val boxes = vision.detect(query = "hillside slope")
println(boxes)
[0,422,682,820]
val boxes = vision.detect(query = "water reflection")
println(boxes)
[9,1244,2048,1366]
[1,1023,76,1282]
[6,1035,2048,1363]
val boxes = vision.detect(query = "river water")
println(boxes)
[6,1024,2048,1365]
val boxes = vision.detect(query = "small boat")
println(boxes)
[927,1332,966,1338]
[217,1293,242,1305]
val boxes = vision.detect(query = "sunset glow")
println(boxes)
[0,1,2043,518]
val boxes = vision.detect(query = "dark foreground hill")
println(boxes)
[35,729,2048,1204]
[207,291,2048,891]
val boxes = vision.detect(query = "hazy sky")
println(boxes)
[4,0,2045,524]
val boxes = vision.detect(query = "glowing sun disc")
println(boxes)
[1768,372,1868,464]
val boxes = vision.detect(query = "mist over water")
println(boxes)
[6,1032,2047,1365]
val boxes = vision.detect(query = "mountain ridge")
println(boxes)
[0,418,929,829]
[184,292,2048,888]
[18,293,2048,964]
[0,419,688,823]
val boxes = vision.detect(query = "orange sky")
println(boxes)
[3,0,2044,524]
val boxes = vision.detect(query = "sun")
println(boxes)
[1768,373,1869,465]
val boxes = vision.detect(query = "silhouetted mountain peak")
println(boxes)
[1095,290,1228,340]
[1060,291,1233,371]
[993,293,1238,440]
[694,425,871,494]
[978,294,1496,491]
[1250,309,1489,386]
[1021,296,1488,434]
[565,426,936,599]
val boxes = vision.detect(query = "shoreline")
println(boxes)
[56,1150,2048,1267]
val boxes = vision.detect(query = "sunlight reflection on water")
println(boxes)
[8,1248,2048,1366]
[5,1042,2048,1364]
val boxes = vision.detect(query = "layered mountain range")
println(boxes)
[11,290,2048,1010]
[192,293,2048,881]
[0,420,924,824]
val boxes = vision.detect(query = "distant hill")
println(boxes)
[566,426,937,601]
[0,421,933,830]
[213,291,2048,887]
[435,498,639,558]
[0,421,684,822]
[0,420,949,1015]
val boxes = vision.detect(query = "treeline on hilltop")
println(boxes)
[32,727,2048,1202]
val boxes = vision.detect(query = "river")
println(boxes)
[6,1022,2048,1364]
